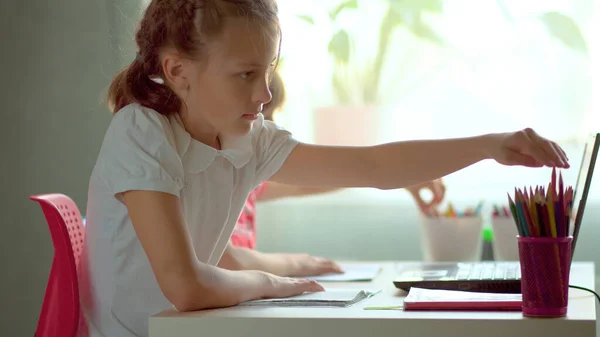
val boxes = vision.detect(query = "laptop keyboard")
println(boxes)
[456,262,521,280]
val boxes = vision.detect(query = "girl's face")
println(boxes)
[173,18,278,144]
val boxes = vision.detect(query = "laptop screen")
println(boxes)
[571,132,600,257]
[573,133,599,213]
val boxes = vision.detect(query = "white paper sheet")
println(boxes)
[239,288,382,307]
[308,263,381,282]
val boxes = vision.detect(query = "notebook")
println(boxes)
[238,288,382,307]
[308,263,381,282]
[394,132,599,293]
[403,287,522,311]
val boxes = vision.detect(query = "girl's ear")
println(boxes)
[161,52,190,91]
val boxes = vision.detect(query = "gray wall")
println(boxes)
[0,1,141,335]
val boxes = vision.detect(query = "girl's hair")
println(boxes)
[262,70,285,121]
[107,0,280,115]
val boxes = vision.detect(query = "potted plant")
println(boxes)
[298,0,444,145]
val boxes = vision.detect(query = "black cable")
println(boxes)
[569,285,600,304]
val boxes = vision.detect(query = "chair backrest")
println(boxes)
[30,193,87,337]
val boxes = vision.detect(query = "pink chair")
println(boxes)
[30,193,87,337]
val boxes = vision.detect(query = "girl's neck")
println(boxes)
[178,112,221,150]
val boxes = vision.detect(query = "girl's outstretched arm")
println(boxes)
[271,128,568,189]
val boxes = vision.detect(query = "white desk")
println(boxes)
[150,261,597,337]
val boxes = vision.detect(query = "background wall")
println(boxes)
[257,190,600,264]
[0,1,140,335]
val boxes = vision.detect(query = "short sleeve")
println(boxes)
[99,105,184,198]
[253,119,299,185]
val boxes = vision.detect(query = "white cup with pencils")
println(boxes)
[491,205,519,261]
[419,203,484,262]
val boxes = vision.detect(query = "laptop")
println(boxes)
[393,133,600,294]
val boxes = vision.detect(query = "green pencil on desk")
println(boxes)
[363,305,403,310]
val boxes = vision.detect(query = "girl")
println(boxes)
[81,0,569,336]
[226,71,446,277]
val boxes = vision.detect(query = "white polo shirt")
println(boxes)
[79,103,298,337]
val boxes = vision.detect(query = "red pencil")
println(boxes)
[558,172,565,237]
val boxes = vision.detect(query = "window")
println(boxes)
[274,0,598,203]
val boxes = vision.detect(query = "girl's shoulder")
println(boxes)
[111,103,171,132]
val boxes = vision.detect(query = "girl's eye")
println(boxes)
[241,71,254,79]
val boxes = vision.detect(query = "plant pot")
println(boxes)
[313,105,380,146]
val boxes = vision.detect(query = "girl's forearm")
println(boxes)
[369,135,492,190]
[219,244,293,276]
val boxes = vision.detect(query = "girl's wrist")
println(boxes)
[474,133,499,161]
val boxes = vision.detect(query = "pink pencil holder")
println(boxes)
[517,236,572,317]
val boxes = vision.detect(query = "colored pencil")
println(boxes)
[507,169,573,238]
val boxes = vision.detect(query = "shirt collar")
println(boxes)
[169,114,256,173]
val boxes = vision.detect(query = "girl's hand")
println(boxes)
[484,128,569,168]
[407,179,446,216]
[284,254,344,277]
[260,272,325,299]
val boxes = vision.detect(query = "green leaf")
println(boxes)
[384,5,405,28]
[368,7,404,105]
[329,0,358,21]
[328,29,351,64]
[362,70,379,104]
[539,12,587,53]
[296,14,315,25]
[388,0,443,13]
[410,20,443,45]
[332,70,352,105]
